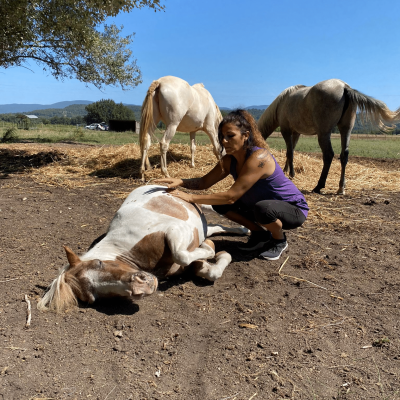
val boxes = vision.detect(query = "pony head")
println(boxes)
[37,246,158,312]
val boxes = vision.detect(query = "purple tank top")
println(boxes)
[230,148,309,217]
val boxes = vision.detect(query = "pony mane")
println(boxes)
[192,83,205,88]
[37,266,79,312]
[258,84,306,135]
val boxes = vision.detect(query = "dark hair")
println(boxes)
[217,109,268,154]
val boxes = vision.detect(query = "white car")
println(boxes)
[85,123,107,131]
[85,123,100,130]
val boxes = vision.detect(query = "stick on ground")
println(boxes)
[24,295,31,328]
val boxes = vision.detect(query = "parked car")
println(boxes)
[85,122,109,131]
[99,122,109,131]
[85,123,100,130]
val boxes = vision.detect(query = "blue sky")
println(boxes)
[1,0,400,109]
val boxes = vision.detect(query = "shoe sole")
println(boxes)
[238,240,271,252]
[260,243,288,260]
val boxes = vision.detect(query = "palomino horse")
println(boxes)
[258,79,398,194]
[139,76,223,179]
[38,185,247,312]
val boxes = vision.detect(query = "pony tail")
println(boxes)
[139,80,160,156]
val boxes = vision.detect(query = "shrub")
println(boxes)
[1,127,18,142]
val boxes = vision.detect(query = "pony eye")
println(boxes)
[97,260,104,269]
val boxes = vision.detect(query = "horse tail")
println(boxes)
[37,267,78,312]
[345,87,397,132]
[215,103,223,129]
[258,84,306,138]
[139,80,160,156]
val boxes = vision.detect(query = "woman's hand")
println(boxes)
[153,178,183,189]
[168,190,194,203]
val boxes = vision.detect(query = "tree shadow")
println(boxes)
[91,151,191,179]
[0,148,65,175]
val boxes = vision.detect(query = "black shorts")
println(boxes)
[212,200,306,230]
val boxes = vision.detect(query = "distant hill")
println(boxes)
[0,100,93,114]
[26,104,89,118]
[0,101,270,123]
[245,105,269,110]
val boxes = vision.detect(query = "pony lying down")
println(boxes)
[38,185,247,312]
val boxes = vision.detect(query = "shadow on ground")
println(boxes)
[0,148,65,175]
[92,151,191,179]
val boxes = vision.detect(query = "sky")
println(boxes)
[2,0,400,109]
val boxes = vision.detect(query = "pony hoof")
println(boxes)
[312,187,322,194]
[337,188,345,195]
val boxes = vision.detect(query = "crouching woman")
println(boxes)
[155,110,308,260]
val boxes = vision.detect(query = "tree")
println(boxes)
[0,0,164,89]
[84,99,135,124]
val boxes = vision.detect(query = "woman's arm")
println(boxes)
[154,156,231,190]
[170,149,275,205]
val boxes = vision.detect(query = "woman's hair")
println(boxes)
[217,109,269,153]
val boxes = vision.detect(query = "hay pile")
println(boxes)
[1,142,399,229]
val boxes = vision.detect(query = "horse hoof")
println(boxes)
[312,187,322,194]
[337,188,345,195]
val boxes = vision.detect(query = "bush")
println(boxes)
[71,127,85,141]
[1,127,18,142]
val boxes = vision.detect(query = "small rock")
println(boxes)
[364,198,376,206]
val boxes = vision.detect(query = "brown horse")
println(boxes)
[258,79,398,194]
[37,185,246,312]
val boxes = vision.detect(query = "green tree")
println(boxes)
[84,99,135,124]
[0,0,164,89]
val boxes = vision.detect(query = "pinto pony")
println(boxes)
[139,76,223,180]
[258,79,399,194]
[38,185,246,312]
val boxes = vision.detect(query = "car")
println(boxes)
[85,123,100,130]
[99,122,109,131]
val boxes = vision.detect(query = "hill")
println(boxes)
[0,100,93,114]
[245,105,269,110]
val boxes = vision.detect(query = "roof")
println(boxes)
[24,115,38,119]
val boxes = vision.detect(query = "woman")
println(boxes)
[154,110,308,261]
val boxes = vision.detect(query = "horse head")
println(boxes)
[37,246,158,312]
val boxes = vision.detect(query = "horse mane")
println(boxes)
[192,83,205,88]
[258,85,306,136]
[37,266,79,312]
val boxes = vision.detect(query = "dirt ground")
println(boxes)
[1,144,400,400]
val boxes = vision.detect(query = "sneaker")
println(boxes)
[238,230,272,251]
[259,234,288,260]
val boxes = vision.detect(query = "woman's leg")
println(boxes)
[212,203,260,231]
[253,200,306,260]
[212,203,271,251]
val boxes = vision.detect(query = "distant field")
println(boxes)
[1,124,400,159]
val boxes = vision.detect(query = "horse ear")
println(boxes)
[63,246,81,268]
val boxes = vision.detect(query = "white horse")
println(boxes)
[139,76,223,179]
[37,185,247,312]
[258,79,398,194]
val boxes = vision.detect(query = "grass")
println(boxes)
[267,136,400,159]
[1,123,400,159]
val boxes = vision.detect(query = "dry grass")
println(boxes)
[1,142,399,229]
